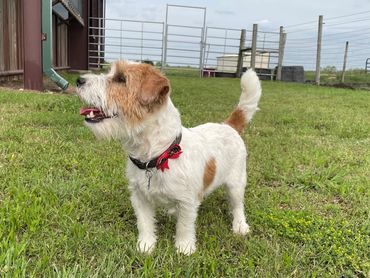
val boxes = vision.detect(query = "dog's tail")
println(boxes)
[225,69,262,134]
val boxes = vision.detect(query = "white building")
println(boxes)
[216,52,270,73]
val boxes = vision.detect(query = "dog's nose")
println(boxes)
[76,77,86,87]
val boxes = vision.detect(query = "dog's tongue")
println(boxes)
[80,108,101,116]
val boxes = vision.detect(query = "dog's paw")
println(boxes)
[175,240,196,255]
[137,236,156,254]
[232,220,250,235]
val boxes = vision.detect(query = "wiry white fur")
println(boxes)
[78,73,115,117]
[76,66,262,255]
[238,69,262,122]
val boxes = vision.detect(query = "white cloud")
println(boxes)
[256,19,270,25]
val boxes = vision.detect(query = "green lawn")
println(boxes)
[0,76,369,277]
[305,69,370,85]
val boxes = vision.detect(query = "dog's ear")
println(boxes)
[140,69,170,106]
[111,61,126,84]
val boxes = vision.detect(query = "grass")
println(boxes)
[0,75,370,277]
[305,69,370,85]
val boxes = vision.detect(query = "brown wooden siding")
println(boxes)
[0,0,23,79]
[54,16,69,67]
[0,1,70,80]
[57,23,69,67]
[0,0,103,79]
[0,0,4,72]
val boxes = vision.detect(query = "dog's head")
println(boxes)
[76,61,170,139]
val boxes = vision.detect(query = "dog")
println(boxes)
[76,61,261,255]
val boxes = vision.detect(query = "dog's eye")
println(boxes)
[113,75,126,84]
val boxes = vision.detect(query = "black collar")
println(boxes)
[129,133,182,170]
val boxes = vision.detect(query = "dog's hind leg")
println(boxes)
[130,190,157,253]
[225,164,250,235]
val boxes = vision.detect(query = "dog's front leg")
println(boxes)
[130,190,156,254]
[175,202,199,255]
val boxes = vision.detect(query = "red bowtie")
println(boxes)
[156,144,182,172]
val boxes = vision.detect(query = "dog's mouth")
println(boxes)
[80,107,117,123]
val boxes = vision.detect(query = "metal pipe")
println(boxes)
[160,22,165,72]
[42,0,69,90]
[89,17,163,25]
[166,4,206,10]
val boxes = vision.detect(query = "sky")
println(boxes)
[104,0,370,70]
[106,0,370,30]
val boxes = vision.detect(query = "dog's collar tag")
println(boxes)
[145,169,153,189]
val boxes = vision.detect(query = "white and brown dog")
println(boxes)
[76,61,261,255]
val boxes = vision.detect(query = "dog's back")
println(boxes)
[184,70,261,196]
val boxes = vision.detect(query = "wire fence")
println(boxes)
[284,11,370,85]
[255,30,280,79]
[89,17,164,68]
[89,7,370,85]
[89,15,281,79]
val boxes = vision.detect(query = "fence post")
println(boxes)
[162,5,170,73]
[315,15,323,85]
[97,18,101,68]
[199,7,207,77]
[160,22,166,72]
[203,27,209,69]
[236,29,246,78]
[162,24,168,72]
[251,24,258,70]
[199,27,205,77]
[276,26,286,81]
[341,41,349,83]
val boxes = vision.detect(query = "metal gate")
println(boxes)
[203,27,244,73]
[88,6,282,79]
[162,5,206,74]
[163,24,204,71]
[88,5,207,72]
[88,17,165,69]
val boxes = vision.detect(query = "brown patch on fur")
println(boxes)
[107,61,170,123]
[225,108,246,134]
[203,157,216,190]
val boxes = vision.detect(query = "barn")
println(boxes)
[0,0,105,90]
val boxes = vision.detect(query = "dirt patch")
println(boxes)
[0,76,76,94]
[321,82,370,91]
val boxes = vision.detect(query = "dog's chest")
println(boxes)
[127,169,177,206]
